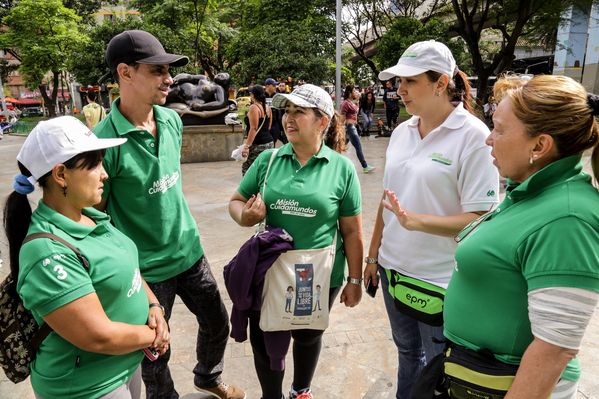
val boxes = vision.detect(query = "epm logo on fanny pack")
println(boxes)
[405,292,430,308]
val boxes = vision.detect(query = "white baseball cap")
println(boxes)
[378,40,456,81]
[17,116,126,184]
[271,84,334,119]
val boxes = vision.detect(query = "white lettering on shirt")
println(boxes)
[127,268,142,298]
[269,199,317,218]
[53,264,67,280]
[148,171,180,195]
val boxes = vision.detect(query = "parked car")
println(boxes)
[20,106,44,117]
[236,87,251,108]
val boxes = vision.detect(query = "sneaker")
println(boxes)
[195,382,246,399]
[290,388,313,399]
[363,165,376,173]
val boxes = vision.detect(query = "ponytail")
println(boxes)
[425,69,474,114]
[324,111,346,153]
[452,70,473,114]
[3,163,36,293]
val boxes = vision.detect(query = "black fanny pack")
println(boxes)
[444,344,518,399]
[384,268,445,326]
[411,344,519,399]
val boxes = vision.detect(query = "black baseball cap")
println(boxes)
[106,30,189,70]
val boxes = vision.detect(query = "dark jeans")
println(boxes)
[142,256,230,399]
[249,287,340,399]
[379,267,445,399]
[386,107,399,129]
[345,124,368,168]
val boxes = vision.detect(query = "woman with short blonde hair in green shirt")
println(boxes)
[441,75,599,399]
[4,116,169,399]
[229,84,362,399]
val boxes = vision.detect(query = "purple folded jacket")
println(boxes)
[223,227,294,371]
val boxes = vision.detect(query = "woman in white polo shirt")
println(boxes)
[363,40,499,399]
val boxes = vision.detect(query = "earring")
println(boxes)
[434,91,440,97]
[62,185,67,197]
[529,155,537,165]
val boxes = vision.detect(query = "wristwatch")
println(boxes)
[347,277,363,285]
[364,256,378,264]
[149,302,165,316]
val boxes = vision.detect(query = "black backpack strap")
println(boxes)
[21,232,91,349]
[23,232,90,269]
[30,324,53,351]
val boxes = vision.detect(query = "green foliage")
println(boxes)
[68,17,145,86]
[131,0,240,77]
[1,0,86,89]
[227,18,334,86]
[62,0,118,23]
[226,0,335,85]
[375,17,470,75]
[240,0,335,27]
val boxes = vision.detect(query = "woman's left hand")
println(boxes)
[340,283,362,307]
[148,307,170,354]
[382,189,421,231]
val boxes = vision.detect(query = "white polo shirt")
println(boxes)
[379,102,499,288]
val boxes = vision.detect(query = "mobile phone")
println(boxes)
[143,347,160,361]
[366,278,378,298]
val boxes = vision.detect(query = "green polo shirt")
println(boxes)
[238,143,362,288]
[95,99,203,282]
[444,155,599,381]
[17,201,148,399]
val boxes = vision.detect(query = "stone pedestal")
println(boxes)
[181,124,243,163]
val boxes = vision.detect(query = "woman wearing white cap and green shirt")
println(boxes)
[4,116,169,399]
[229,84,363,399]
[363,40,499,398]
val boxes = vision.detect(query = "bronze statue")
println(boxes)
[165,72,232,124]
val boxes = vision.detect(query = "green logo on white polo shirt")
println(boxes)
[148,171,180,195]
[429,152,452,165]
[270,199,317,218]
[487,190,496,197]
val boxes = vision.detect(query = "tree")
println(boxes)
[226,0,335,85]
[1,0,87,117]
[62,0,118,23]
[68,17,145,86]
[450,0,597,103]
[228,19,334,85]
[376,17,471,75]
[342,0,449,77]
[131,0,241,78]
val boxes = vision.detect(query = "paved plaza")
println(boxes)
[0,133,598,399]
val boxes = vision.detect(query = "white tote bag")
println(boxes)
[258,150,336,331]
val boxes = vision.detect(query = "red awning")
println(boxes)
[14,98,42,105]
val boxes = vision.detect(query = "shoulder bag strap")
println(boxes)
[23,232,90,269]
[256,149,279,233]
[22,232,91,349]
[255,112,267,135]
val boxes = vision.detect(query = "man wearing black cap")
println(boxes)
[264,78,287,145]
[94,30,245,399]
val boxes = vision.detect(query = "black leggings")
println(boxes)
[248,287,340,399]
